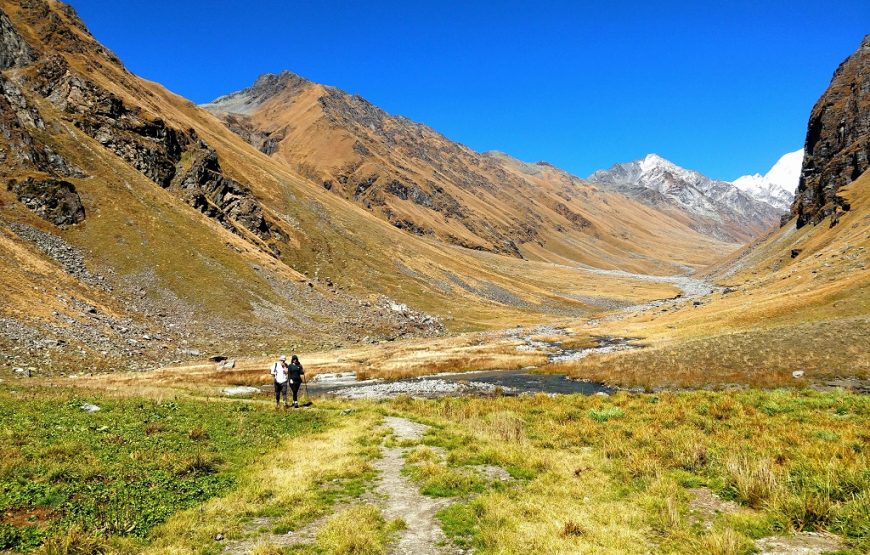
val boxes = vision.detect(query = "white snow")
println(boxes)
[731,149,803,211]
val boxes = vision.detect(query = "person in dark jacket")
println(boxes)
[286,355,305,408]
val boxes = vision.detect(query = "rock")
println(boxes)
[790,249,802,259]
[0,11,34,69]
[7,177,85,226]
[792,370,805,379]
[755,531,843,555]
[80,403,100,412]
[214,533,223,541]
[220,359,236,370]
[209,355,228,363]
[594,391,610,397]
[222,386,259,396]
[791,35,869,228]
[692,300,702,306]
[340,408,355,415]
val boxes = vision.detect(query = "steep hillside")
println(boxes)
[202,71,737,273]
[0,0,685,374]
[732,149,802,212]
[588,154,782,242]
[792,34,870,227]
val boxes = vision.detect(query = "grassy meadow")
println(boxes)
[1,383,867,554]
[389,391,869,554]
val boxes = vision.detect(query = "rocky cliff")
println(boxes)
[792,35,870,228]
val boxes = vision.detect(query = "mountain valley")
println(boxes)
[0,1,868,553]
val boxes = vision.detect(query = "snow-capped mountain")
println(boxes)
[731,150,802,212]
[588,154,782,243]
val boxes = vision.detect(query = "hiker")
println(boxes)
[270,355,289,408]
[286,354,305,408]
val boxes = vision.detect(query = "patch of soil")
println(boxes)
[473,464,512,482]
[220,514,329,554]
[687,487,739,529]
[755,532,844,555]
[3,506,54,527]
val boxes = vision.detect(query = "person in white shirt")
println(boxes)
[270,355,289,408]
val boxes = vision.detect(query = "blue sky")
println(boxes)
[68,0,868,181]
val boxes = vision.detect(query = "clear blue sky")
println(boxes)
[67,0,868,181]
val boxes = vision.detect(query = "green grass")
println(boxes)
[0,386,329,552]
[390,390,870,554]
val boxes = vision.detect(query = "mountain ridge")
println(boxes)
[587,153,782,242]
[202,70,747,271]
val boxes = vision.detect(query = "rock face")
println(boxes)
[588,154,781,242]
[8,177,85,226]
[27,53,279,249]
[792,35,870,228]
[0,10,34,69]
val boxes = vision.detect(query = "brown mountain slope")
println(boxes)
[0,0,684,373]
[202,71,737,274]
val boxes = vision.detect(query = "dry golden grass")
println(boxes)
[391,390,870,554]
[71,329,554,393]
[545,174,870,389]
[550,317,870,389]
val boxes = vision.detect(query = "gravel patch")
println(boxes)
[334,378,510,399]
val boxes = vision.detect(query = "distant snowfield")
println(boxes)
[731,149,803,212]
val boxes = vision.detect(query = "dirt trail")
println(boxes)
[376,416,463,555]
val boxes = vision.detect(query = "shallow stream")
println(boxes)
[297,331,634,399]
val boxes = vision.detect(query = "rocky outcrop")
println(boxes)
[0,73,83,177]
[0,9,34,69]
[172,148,270,240]
[8,177,85,226]
[792,35,870,228]
[28,54,279,249]
[219,113,285,155]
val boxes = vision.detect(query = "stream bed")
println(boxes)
[297,331,634,399]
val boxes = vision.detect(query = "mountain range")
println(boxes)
[0,0,867,379]
[587,153,783,242]
[201,70,741,265]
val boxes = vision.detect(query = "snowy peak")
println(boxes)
[588,154,782,243]
[731,150,802,212]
